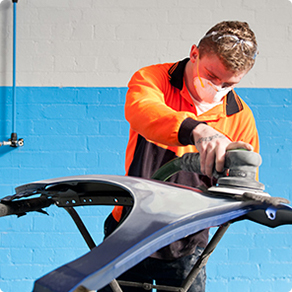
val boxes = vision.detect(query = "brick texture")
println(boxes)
[0,0,292,291]
[0,0,292,87]
[0,87,290,292]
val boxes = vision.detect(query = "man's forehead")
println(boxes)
[200,53,247,81]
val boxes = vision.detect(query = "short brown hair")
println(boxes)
[198,21,258,72]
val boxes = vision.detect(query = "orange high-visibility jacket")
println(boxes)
[112,58,259,259]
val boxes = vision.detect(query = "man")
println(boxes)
[101,21,259,291]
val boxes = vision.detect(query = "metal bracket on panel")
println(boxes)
[265,206,277,221]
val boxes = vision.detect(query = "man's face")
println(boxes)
[195,54,246,88]
[188,45,248,102]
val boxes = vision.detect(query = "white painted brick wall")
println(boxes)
[0,0,292,87]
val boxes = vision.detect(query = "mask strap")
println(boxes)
[196,56,205,88]
[197,56,219,92]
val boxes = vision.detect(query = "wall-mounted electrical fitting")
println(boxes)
[0,133,24,147]
[0,0,24,148]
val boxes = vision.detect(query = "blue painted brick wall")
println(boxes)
[0,86,128,292]
[0,87,291,292]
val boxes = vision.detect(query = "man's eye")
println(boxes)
[222,83,233,88]
[208,74,216,80]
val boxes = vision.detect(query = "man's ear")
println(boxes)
[190,45,199,63]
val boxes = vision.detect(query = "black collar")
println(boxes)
[168,58,189,90]
[168,58,243,116]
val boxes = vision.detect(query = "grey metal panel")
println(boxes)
[14,175,289,292]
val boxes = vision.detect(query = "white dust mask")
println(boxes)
[193,77,232,103]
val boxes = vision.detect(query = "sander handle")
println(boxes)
[151,149,261,182]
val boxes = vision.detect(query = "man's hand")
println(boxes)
[192,124,253,177]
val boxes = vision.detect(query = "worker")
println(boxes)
[101,20,259,292]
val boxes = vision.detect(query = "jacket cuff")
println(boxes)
[178,118,207,145]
